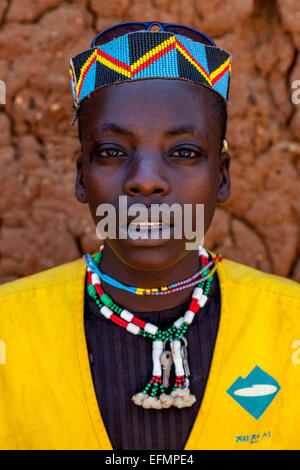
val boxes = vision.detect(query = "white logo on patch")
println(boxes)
[233,384,278,397]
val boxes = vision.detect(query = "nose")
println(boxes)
[123,152,171,198]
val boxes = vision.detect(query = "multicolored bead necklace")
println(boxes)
[84,246,220,296]
[84,246,223,409]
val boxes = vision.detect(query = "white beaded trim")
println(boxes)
[152,340,164,376]
[192,287,203,300]
[198,246,209,258]
[120,309,134,322]
[183,310,195,325]
[91,273,101,285]
[100,305,113,319]
[171,340,185,377]
[198,294,208,307]
[144,323,158,335]
[126,323,140,335]
[173,316,184,329]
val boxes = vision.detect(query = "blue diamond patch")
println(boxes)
[227,366,280,420]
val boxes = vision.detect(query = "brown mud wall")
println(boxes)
[0,0,299,284]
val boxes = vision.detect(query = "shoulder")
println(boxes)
[0,258,87,338]
[0,257,86,300]
[208,250,300,301]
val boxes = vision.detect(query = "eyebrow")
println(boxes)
[164,125,197,137]
[92,122,205,140]
[92,122,134,138]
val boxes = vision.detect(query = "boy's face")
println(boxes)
[76,79,230,270]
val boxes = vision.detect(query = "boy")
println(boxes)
[0,22,299,450]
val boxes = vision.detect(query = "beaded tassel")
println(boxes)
[131,338,197,409]
[170,339,196,408]
[132,340,171,409]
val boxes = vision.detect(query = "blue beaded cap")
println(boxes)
[69,31,232,113]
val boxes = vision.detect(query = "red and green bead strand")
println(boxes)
[142,375,165,398]
[87,276,212,341]
[172,375,186,392]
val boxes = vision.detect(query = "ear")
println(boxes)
[75,153,88,203]
[217,149,231,203]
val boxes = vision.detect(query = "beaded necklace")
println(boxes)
[84,246,223,409]
[84,246,219,296]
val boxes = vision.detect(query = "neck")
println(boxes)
[98,244,202,313]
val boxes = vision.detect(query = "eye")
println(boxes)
[95,147,127,158]
[170,148,204,159]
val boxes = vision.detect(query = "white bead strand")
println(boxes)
[152,340,164,376]
[170,340,185,377]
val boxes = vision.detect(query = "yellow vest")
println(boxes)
[0,252,299,450]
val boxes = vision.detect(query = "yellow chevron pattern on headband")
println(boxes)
[174,40,211,85]
[76,36,177,93]
[210,56,231,83]
[74,35,231,98]
[130,35,177,72]
[76,48,131,93]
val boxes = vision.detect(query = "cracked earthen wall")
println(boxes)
[0,0,299,284]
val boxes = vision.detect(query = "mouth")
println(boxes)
[118,220,174,240]
[128,221,172,229]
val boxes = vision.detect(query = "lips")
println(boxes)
[118,219,174,240]
[128,221,171,229]
[117,205,176,241]
[125,209,175,228]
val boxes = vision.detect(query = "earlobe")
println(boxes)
[75,153,88,203]
[217,151,231,203]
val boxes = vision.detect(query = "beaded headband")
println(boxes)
[69,31,232,125]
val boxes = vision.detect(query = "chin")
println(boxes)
[107,237,187,272]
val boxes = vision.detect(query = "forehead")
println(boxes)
[80,79,219,141]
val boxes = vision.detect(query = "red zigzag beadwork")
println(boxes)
[75,35,232,101]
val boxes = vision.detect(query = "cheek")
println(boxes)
[188,193,217,237]
[84,154,121,194]
[83,164,122,223]
[180,163,218,201]
[179,170,219,234]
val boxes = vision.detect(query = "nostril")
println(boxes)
[129,187,164,195]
